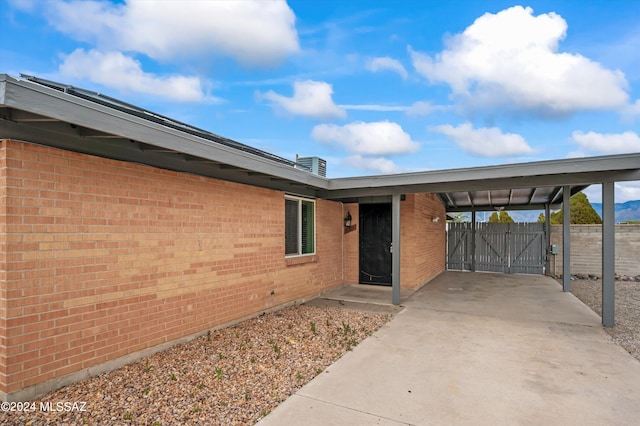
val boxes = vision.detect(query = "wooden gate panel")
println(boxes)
[447,222,545,274]
[446,222,473,270]
[476,222,509,273]
[509,223,545,274]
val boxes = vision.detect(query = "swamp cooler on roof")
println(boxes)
[297,156,327,177]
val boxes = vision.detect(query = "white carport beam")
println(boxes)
[562,186,571,292]
[602,181,615,327]
[392,194,401,305]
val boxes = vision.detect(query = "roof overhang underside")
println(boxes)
[2,74,639,212]
[438,186,586,212]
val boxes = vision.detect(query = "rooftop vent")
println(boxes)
[296,156,327,177]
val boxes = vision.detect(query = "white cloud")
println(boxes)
[582,182,640,204]
[622,99,640,121]
[406,101,436,116]
[47,0,299,66]
[566,150,586,159]
[615,181,640,203]
[311,121,420,155]
[410,6,629,116]
[335,102,450,114]
[431,122,534,157]
[60,49,214,102]
[366,57,408,79]
[571,131,640,154]
[7,0,37,11]
[260,81,346,119]
[343,155,399,174]
[340,104,408,112]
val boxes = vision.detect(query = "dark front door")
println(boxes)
[359,203,392,286]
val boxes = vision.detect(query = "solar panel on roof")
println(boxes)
[20,74,298,168]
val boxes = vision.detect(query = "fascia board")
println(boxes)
[327,155,640,191]
[321,170,640,199]
[0,77,5,105]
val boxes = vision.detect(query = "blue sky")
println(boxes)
[2,0,640,202]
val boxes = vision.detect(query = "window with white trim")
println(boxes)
[285,196,315,256]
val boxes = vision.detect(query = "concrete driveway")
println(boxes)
[258,271,640,425]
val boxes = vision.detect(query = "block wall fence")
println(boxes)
[0,139,446,401]
[549,224,640,277]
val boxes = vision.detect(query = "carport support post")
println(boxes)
[545,203,551,274]
[562,186,571,292]
[471,211,476,272]
[602,181,615,327]
[392,193,401,305]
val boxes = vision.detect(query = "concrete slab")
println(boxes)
[258,272,640,425]
[319,284,413,306]
[406,271,602,326]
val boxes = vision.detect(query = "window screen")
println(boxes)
[285,196,315,256]
[301,200,314,254]
[285,199,299,255]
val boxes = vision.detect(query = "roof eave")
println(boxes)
[0,74,329,191]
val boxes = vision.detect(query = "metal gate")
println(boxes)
[447,222,545,274]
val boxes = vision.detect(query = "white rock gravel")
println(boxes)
[565,278,640,361]
[1,304,391,426]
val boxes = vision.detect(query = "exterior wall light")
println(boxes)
[344,212,352,227]
[432,216,440,223]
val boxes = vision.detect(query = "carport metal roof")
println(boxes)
[320,156,640,211]
[438,186,585,212]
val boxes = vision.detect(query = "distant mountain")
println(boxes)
[465,200,640,223]
[470,210,543,223]
[592,200,640,222]
[508,211,543,223]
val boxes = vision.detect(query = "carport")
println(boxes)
[321,156,640,327]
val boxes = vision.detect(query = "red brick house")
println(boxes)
[0,75,445,401]
[2,74,638,402]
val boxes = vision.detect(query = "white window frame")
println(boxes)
[285,195,316,257]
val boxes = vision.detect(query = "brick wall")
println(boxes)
[401,193,446,288]
[343,203,359,285]
[0,140,344,400]
[550,224,640,276]
[342,195,446,288]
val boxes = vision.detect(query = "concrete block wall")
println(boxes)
[0,140,344,401]
[549,224,640,277]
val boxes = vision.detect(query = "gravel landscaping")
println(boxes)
[0,304,392,426]
[3,276,638,425]
[563,277,640,362]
